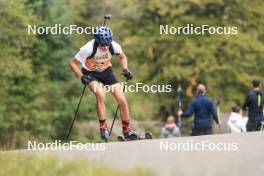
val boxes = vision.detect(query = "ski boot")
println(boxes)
[100,129,109,142]
[100,123,109,142]
[123,129,141,140]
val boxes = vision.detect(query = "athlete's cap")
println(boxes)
[252,80,261,87]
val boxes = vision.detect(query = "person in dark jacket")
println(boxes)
[178,84,219,136]
[242,80,264,131]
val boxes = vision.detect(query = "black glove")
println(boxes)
[122,68,133,80]
[81,75,92,85]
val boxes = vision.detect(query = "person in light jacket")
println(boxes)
[161,115,181,138]
[227,106,247,133]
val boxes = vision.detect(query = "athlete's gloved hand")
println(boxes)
[81,75,91,85]
[122,68,133,80]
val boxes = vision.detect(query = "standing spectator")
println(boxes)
[178,84,219,136]
[243,80,264,131]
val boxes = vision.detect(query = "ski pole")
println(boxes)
[103,14,112,26]
[215,99,222,133]
[176,85,184,131]
[216,99,221,125]
[109,78,128,136]
[66,84,87,142]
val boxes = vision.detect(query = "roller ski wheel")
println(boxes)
[145,132,153,139]
[117,131,153,142]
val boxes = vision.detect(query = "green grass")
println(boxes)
[0,153,155,176]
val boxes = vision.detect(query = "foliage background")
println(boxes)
[0,0,263,148]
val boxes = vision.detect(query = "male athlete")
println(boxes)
[70,26,139,140]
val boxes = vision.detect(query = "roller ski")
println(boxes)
[117,129,152,141]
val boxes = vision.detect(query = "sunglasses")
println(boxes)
[99,44,110,47]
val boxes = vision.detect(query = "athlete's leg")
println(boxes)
[89,81,106,120]
[88,80,109,140]
[110,83,130,133]
[99,68,139,139]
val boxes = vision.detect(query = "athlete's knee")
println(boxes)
[117,97,127,108]
[95,90,105,103]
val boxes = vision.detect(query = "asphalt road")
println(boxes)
[17,131,264,176]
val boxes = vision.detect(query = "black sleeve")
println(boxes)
[242,94,250,110]
[109,44,115,55]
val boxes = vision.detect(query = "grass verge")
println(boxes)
[0,153,155,176]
